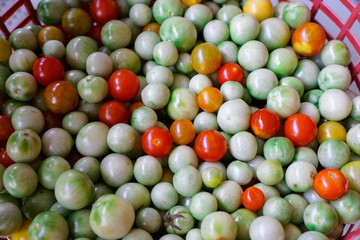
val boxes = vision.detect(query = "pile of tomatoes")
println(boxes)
[1,0,360,239]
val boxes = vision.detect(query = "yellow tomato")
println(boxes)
[11,220,32,240]
[191,43,222,75]
[181,0,202,7]
[317,121,347,144]
[0,37,12,63]
[243,0,273,22]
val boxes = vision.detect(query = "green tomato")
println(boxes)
[201,167,223,189]
[303,202,338,235]
[66,36,98,71]
[151,182,179,211]
[258,18,290,51]
[229,131,257,161]
[319,89,352,121]
[131,106,158,133]
[9,28,38,51]
[189,192,217,221]
[285,161,317,192]
[175,53,193,74]
[29,211,69,240]
[297,231,329,240]
[263,197,292,224]
[11,105,44,134]
[217,99,251,134]
[77,75,108,104]
[107,123,136,154]
[184,4,213,32]
[110,48,141,73]
[201,211,237,240]
[302,89,323,108]
[266,48,298,78]
[68,209,96,239]
[263,137,295,166]
[42,40,66,59]
[216,5,242,24]
[173,166,202,197]
[21,186,56,220]
[41,128,74,157]
[93,183,114,204]
[284,193,308,224]
[37,0,69,25]
[168,145,198,173]
[38,156,71,190]
[122,228,154,240]
[6,129,41,163]
[226,160,253,185]
[64,70,87,86]
[217,41,238,65]
[152,0,184,24]
[282,1,311,28]
[267,86,301,119]
[246,68,278,100]
[133,155,163,186]
[135,207,162,234]
[238,40,269,72]
[115,182,151,211]
[330,189,360,224]
[256,160,284,185]
[320,40,350,67]
[49,202,72,219]
[317,139,350,169]
[141,83,170,110]
[186,228,203,240]
[283,223,302,240]
[153,41,178,67]
[249,216,285,240]
[293,59,320,91]
[279,76,305,98]
[231,208,257,240]
[193,112,218,133]
[129,3,152,27]
[62,111,89,135]
[134,31,161,61]
[0,63,11,98]
[100,153,133,188]
[6,72,38,101]
[167,87,199,121]
[9,49,38,73]
[229,13,260,46]
[165,206,194,235]
[101,20,131,50]
[76,122,109,157]
[73,157,100,183]
[203,20,229,45]
[213,180,243,213]
[0,202,22,236]
[317,64,351,91]
[341,160,360,194]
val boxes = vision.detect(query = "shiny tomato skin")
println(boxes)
[284,113,317,146]
[169,119,196,145]
[250,108,281,139]
[0,115,14,141]
[241,186,265,211]
[142,127,173,158]
[0,149,15,168]
[33,56,65,86]
[89,0,119,25]
[98,100,129,127]
[217,63,244,85]
[108,70,140,102]
[313,168,349,201]
[194,129,227,162]
[292,22,326,57]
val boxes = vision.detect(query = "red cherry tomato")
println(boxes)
[194,129,227,162]
[33,56,65,86]
[0,115,14,141]
[88,23,103,46]
[284,113,317,146]
[43,111,64,132]
[142,127,173,158]
[217,63,244,85]
[313,168,349,201]
[89,0,119,25]
[241,186,265,211]
[250,108,281,139]
[98,100,129,127]
[108,69,140,102]
[0,149,15,168]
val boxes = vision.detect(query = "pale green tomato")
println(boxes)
[173,166,202,197]
[199,161,227,182]
[321,40,350,67]
[151,182,178,210]
[317,139,350,169]
[266,48,298,78]
[258,18,290,51]
[203,20,229,45]
[351,96,360,121]
[0,202,22,236]
[135,207,162,233]
[293,59,320,91]
[238,40,269,71]
[21,186,56,219]
[229,131,257,161]
[66,36,98,71]
[263,197,292,224]
[101,20,131,50]
[201,167,223,189]
[283,223,301,240]
[38,156,71,190]
[186,228,203,240]
[68,209,96,239]
[42,40,65,59]
[6,129,41,163]
[220,81,244,101]
[226,161,253,185]
[248,155,265,180]
[9,49,38,73]
[213,180,243,212]
[122,228,154,240]
[216,5,242,24]
[168,145,198,173]
[263,137,295,166]
[134,155,163,186]
[253,183,280,201]
[152,0,184,24]
[303,202,338,235]
[298,231,329,240]
[41,128,74,157]
[231,208,257,240]
[217,41,238,64]
[100,153,133,188]
[76,122,109,157]
[189,192,217,221]
[64,70,87,86]
[134,75,147,101]
[165,206,194,235]
[201,211,237,240]
[330,189,360,224]
[175,53,193,74]
[170,74,190,91]
[284,193,308,224]
[116,182,151,211]
[246,68,278,100]
[107,123,136,154]
[302,89,323,108]
[31,87,48,112]
[159,234,184,240]
[153,41,178,67]
[292,146,319,168]
[49,202,72,219]
[129,3,152,27]
[204,1,220,15]
[141,83,170,110]
[77,100,102,121]
[184,4,213,32]
[273,2,289,18]
[285,161,317,192]
[249,216,285,240]
[62,111,89,135]
[93,183,114,204]
[167,87,199,121]
[283,1,311,28]
[298,102,320,124]
[110,48,141,73]
[9,28,37,51]
[11,105,44,134]
[28,211,69,240]
[85,52,113,79]
[303,188,328,204]
[73,156,100,183]
[346,124,360,155]
[274,179,291,196]
[217,99,251,134]
[5,72,38,101]
[131,106,158,133]
[341,160,360,194]
[90,194,135,239]
[146,65,174,87]
[279,76,304,98]
[318,64,351,91]
[267,86,301,119]
[229,13,260,45]
[256,160,284,185]
[193,112,218,133]
[189,74,213,95]
[319,89,352,121]
[135,31,161,61]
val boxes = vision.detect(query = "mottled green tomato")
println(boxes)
[279,76,305,98]
[11,105,44,134]
[173,166,202,197]
[122,228,154,240]
[160,17,197,52]
[201,211,237,240]
[6,72,38,101]
[193,112,218,133]
[110,48,141,73]
[152,0,184,24]
[90,194,135,239]
[217,99,251,134]
[68,209,96,239]
[9,28,38,51]
[216,4,242,24]
[131,106,158,133]
[66,36,98,71]
[266,48,298,78]
[201,167,223,189]
[135,207,162,234]
[165,206,194,235]
[263,197,292,224]
[317,139,350,169]
[153,41,178,67]
[319,89,352,121]
[292,146,318,168]
[77,75,108,104]
[42,40,65,59]
[285,161,317,192]
[246,68,278,100]
[238,40,268,71]
[303,202,338,235]
[129,3,152,27]
[85,52,113,79]
[141,83,170,110]
[37,0,69,25]
[29,211,69,240]
[175,53,193,74]
[115,182,151,211]
[302,89,323,108]
[151,182,178,210]
[318,64,351,91]
[189,74,212,95]
[217,41,238,64]
[341,160,360,194]
[167,87,199,121]
[168,145,198,173]
[38,156,71,190]
[92,183,114,204]
[257,160,284,185]
[226,161,253,185]
[65,70,87,86]
[100,153,133,188]
[6,129,41,163]
[263,137,295,166]
[0,202,22,236]
[283,1,311,29]
[21,186,56,220]
[62,111,89,135]
[159,234,184,240]
[133,155,162,186]
[3,100,28,116]
[293,59,320,91]
[49,202,72,219]
[321,40,350,66]
[134,31,161,61]
[351,96,360,121]
[330,189,360,224]
[8,49,37,73]
[73,157,100,183]
[267,86,301,119]
[41,128,73,157]
[283,223,301,240]
[189,192,217,221]
[146,65,173,86]
[107,123,136,154]
[76,122,109,157]
[213,180,243,212]
[101,20,131,50]
[231,209,257,240]
[55,169,95,210]
[284,193,308,224]
[184,4,213,32]
[303,188,328,204]
[258,18,290,51]
[3,164,37,198]
[229,13,260,45]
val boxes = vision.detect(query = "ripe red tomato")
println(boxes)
[0,149,15,168]
[250,108,281,139]
[89,0,119,25]
[241,186,265,211]
[194,130,227,162]
[43,111,64,132]
[313,168,349,201]
[88,23,103,46]
[98,100,129,127]
[108,70,140,102]
[284,113,317,146]
[0,115,14,141]
[142,127,173,158]
[33,56,65,86]
[217,63,244,85]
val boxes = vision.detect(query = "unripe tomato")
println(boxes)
[217,63,244,85]
[241,186,265,211]
[313,168,349,201]
[194,130,227,162]
[284,113,317,146]
[142,127,173,158]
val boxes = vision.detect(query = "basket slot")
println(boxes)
[338,0,360,40]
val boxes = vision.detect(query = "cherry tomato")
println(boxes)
[241,186,265,211]
[0,115,14,141]
[37,26,65,47]
[143,22,161,34]
[181,0,203,7]
[98,100,129,127]
[250,108,281,139]
[284,113,317,146]
[43,111,64,132]
[243,0,273,22]
[108,69,140,102]
[0,149,15,168]
[142,127,173,157]
[33,56,65,86]
[88,23,103,46]
[128,101,146,119]
[89,0,119,25]
[191,43,222,75]
[197,87,223,113]
[11,219,32,240]
[217,63,244,85]
[169,119,196,145]
[317,121,347,144]
[194,129,227,162]
[313,168,349,201]
[292,22,326,57]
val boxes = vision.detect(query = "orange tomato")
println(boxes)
[191,43,222,75]
[181,0,202,7]
[143,22,161,35]
[197,87,223,113]
[170,119,196,145]
[292,22,326,57]
[243,0,273,22]
[313,168,349,201]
